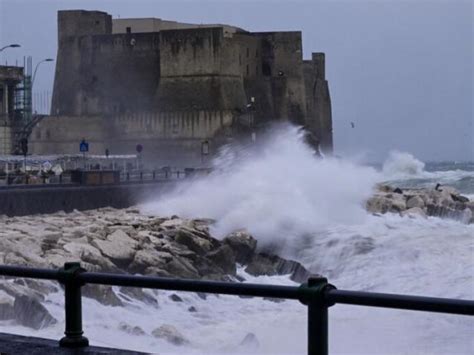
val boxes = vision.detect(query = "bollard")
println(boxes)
[299,275,336,355]
[58,262,89,348]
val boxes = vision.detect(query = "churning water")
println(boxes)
[1,124,473,354]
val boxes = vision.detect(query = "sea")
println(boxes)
[1,125,473,354]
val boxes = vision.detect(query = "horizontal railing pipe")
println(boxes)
[79,272,302,300]
[0,264,59,280]
[325,289,474,316]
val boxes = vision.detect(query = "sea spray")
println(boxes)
[143,124,380,256]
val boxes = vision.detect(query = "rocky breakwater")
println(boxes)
[0,208,309,337]
[366,184,473,223]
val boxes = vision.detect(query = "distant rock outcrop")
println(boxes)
[367,184,473,223]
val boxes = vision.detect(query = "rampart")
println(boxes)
[31,10,333,166]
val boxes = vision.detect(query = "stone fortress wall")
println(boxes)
[31,10,332,167]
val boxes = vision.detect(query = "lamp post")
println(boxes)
[0,44,21,52]
[32,58,54,85]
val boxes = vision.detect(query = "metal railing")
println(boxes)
[0,263,473,354]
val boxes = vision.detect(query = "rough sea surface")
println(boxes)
[1,125,473,354]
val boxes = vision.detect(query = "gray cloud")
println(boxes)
[1,0,472,162]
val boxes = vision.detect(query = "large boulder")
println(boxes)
[13,295,57,329]
[223,230,257,264]
[91,229,138,265]
[82,284,123,307]
[245,253,309,282]
[128,249,173,274]
[205,245,236,275]
[175,229,212,255]
[152,324,190,346]
[406,195,425,209]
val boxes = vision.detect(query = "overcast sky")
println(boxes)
[1,0,472,162]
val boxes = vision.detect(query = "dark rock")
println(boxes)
[205,245,236,275]
[223,230,257,264]
[239,332,259,350]
[164,257,200,279]
[152,324,189,346]
[0,294,14,320]
[82,284,123,307]
[452,194,469,203]
[393,187,403,194]
[245,253,310,283]
[188,306,197,312]
[13,295,57,330]
[169,294,183,302]
[196,292,207,300]
[175,229,211,255]
[119,287,158,307]
[118,322,146,336]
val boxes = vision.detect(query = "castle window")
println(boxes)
[246,47,249,58]
[36,130,41,140]
[256,49,259,58]
[46,130,51,139]
[95,20,100,25]
[239,54,242,65]
[256,65,258,75]
[262,62,271,76]
[126,27,131,34]
[246,65,249,76]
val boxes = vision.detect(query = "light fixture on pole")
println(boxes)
[0,44,21,52]
[32,58,54,85]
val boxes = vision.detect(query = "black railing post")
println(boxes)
[58,262,89,348]
[299,275,336,355]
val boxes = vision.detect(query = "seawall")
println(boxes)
[0,181,177,216]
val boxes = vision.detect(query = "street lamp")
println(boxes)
[32,58,54,85]
[0,44,21,52]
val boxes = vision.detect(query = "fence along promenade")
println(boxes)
[0,262,473,355]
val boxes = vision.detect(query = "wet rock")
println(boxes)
[239,332,260,350]
[188,306,197,312]
[13,295,57,329]
[128,249,173,274]
[82,284,123,307]
[175,229,212,255]
[169,294,183,302]
[245,253,310,282]
[406,195,425,209]
[223,230,257,264]
[205,245,236,275]
[91,230,137,265]
[152,324,190,346]
[164,257,199,279]
[402,207,427,218]
[118,287,158,306]
[0,291,14,320]
[118,322,146,336]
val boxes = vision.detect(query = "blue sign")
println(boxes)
[80,140,89,153]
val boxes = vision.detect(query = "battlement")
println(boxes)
[41,10,332,164]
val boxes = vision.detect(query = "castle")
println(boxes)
[30,10,332,166]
